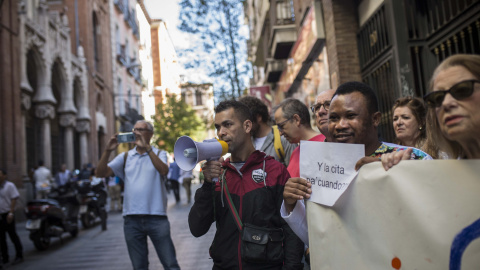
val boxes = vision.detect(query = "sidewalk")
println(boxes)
[4,183,214,270]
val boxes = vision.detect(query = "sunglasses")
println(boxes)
[424,80,480,108]
[310,101,331,113]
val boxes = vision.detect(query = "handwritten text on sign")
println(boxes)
[299,141,364,206]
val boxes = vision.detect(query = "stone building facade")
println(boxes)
[181,83,216,140]
[0,0,23,186]
[0,0,117,202]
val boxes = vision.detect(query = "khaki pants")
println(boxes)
[108,185,122,211]
[182,177,193,203]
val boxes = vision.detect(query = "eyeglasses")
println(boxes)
[132,128,152,133]
[424,80,480,108]
[310,101,331,113]
[276,118,291,131]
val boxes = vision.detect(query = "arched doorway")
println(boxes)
[73,77,82,171]
[25,48,43,172]
[50,60,67,174]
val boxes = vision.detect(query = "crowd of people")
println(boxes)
[189,53,480,270]
[2,53,478,270]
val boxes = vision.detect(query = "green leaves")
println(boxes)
[178,0,250,102]
[152,95,206,153]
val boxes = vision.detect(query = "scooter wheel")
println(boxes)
[32,233,50,251]
[81,211,96,228]
[70,227,79,237]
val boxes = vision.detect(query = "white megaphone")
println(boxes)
[174,136,228,179]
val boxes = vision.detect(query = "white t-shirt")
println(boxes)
[108,146,168,216]
[0,181,20,213]
[254,136,268,151]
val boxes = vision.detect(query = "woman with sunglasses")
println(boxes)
[381,54,480,169]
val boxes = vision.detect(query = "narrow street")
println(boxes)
[5,183,215,270]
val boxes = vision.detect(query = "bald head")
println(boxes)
[313,89,335,135]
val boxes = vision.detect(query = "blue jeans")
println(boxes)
[124,215,180,270]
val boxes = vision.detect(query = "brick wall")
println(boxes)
[322,0,362,88]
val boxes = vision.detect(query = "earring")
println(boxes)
[419,127,422,130]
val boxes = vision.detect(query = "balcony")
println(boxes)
[265,59,285,83]
[116,43,127,65]
[269,25,296,59]
[114,0,124,13]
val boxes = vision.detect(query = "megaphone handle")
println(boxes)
[207,156,221,183]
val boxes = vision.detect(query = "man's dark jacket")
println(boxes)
[188,151,304,270]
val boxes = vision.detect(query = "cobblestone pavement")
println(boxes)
[4,183,215,270]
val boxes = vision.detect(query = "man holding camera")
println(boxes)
[188,100,304,269]
[96,120,179,270]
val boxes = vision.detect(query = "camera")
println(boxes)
[117,132,136,143]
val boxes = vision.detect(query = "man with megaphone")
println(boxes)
[96,120,180,270]
[188,100,304,269]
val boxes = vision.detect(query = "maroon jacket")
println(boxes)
[189,151,304,270]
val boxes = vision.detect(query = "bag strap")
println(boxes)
[123,151,128,174]
[221,170,243,231]
[272,125,285,162]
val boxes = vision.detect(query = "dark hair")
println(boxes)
[333,81,379,115]
[276,98,311,126]
[214,100,253,123]
[0,169,6,175]
[239,96,269,123]
[426,54,480,158]
[38,160,44,167]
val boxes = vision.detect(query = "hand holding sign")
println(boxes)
[283,177,312,213]
[300,141,364,206]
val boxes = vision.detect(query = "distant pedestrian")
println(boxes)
[107,176,122,212]
[96,120,180,270]
[179,169,193,204]
[167,160,181,203]
[33,161,52,199]
[54,163,72,187]
[78,163,92,180]
[0,169,24,266]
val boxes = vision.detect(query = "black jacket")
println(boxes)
[188,151,304,270]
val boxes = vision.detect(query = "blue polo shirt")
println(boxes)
[108,146,168,216]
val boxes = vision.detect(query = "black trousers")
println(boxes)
[169,180,180,202]
[0,212,23,263]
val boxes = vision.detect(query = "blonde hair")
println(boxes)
[426,54,480,158]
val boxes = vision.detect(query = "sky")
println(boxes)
[143,0,210,83]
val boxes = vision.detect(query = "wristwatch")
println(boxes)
[146,147,152,153]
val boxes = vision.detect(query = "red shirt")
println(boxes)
[287,134,326,177]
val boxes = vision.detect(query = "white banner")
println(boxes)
[307,160,480,270]
[300,141,364,206]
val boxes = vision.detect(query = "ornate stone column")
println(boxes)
[76,119,91,167]
[20,93,32,175]
[35,103,55,169]
[59,113,76,171]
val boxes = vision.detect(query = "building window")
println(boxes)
[195,90,203,106]
[93,12,101,71]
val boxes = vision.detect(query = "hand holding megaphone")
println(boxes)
[201,157,224,184]
[174,136,228,182]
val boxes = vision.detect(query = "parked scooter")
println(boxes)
[76,178,108,230]
[24,182,80,251]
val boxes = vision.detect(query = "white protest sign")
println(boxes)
[307,160,480,270]
[299,141,364,206]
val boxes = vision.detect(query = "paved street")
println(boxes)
[4,183,215,270]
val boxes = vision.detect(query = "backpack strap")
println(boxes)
[123,151,128,174]
[272,125,285,162]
